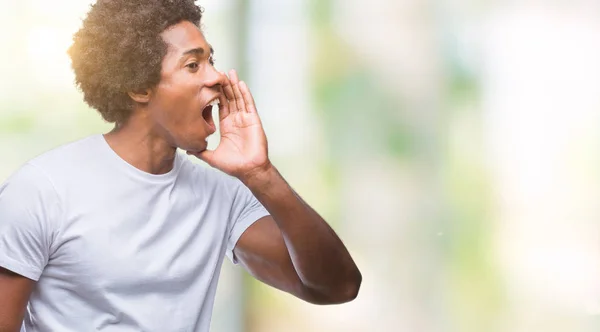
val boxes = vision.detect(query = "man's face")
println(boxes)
[147,20,223,152]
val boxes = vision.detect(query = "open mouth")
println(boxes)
[202,98,219,133]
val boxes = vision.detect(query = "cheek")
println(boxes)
[151,78,205,131]
[168,107,205,136]
[152,90,193,122]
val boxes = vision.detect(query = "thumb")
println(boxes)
[197,149,217,167]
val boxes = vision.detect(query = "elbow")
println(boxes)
[337,270,362,303]
[304,269,362,305]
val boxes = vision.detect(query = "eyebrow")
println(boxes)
[181,45,214,58]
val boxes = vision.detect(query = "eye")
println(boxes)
[186,62,199,70]
[209,55,216,66]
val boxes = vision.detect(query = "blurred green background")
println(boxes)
[1,0,600,331]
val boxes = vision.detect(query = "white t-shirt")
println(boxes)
[0,134,270,332]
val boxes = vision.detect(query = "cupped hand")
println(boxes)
[187,69,271,180]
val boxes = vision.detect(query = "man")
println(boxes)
[0,0,361,331]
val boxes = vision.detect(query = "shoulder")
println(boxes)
[2,162,56,196]
[0,162,61,225]
[26,135,100,174]
[16,134,112,192]
[1,135,102,204]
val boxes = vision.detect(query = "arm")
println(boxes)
[0,267,34,332]
[0,164,59,330]
[188,69,361,304]
[234,166,361,304]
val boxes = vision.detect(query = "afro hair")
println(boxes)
[68,0,203,124]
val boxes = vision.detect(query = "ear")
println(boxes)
[127,89,152,104]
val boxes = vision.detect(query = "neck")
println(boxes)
[103,115,177,175]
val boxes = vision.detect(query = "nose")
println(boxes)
[203,65,224,89]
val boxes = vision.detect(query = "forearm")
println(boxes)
[241,164,362,300]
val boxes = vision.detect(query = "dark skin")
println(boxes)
[0,20,361,330]
[0,268,33,332]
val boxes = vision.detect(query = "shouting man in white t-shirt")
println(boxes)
[0,1,362,331]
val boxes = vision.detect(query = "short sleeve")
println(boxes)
[225,178,270,264]
[0,163,61,281]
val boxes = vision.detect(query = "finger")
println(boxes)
[229,69,240,84]
[221,72,235,102]
[238,81,257,113]
[196,149,216,167]
[217,94,229,121]
[229,70,246,113]
[221,72,237,114]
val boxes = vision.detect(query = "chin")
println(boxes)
[176,135,208,153]
[194,137,210,152]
